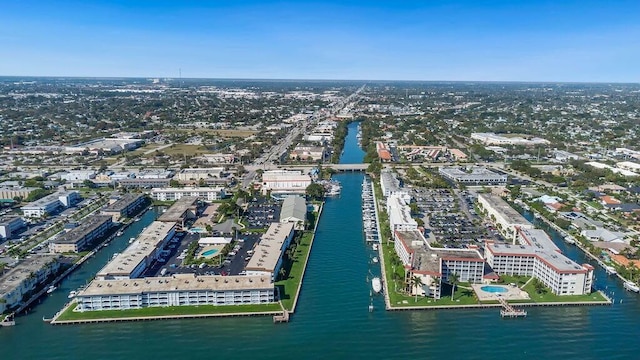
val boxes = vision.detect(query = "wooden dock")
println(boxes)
[498,297,527,318]
[273,311,290,323]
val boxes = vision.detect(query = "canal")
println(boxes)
[3,121,640,359]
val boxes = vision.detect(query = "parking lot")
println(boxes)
[413,188,490,248]
[244,199,281,229]
[143,231,261,278]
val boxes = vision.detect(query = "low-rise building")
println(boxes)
[477,193,534,241]
[157,196,198,230]
[174,168,226,183]
[0,187,40,201]
[380,169,409,199]
[261,170,311,195]
[96,221,176,280]
[0,216,27,240]
[102,193,148,221]
[245,222,295,282]
[118,178,171,189]
[394,230,485,299]
[279,196,307,229]
[0,255,61,314]
[75,274,274,311]
[439,166,507,186]
[21,190,81,218]
[387,194,417,232]
[289,145,325,161]
[151,187,226,201]
[49,215,113,253]
[485,227,594,296]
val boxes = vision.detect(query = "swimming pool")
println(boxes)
[480,285,509,293]
[202,249,219,256]
[191,227,206,233]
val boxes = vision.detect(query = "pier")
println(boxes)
[498,297,527,318]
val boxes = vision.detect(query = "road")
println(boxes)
[241,85,366,189]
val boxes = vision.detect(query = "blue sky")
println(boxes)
[1,0,639,81]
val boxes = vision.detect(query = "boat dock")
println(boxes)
[361,178,380,244]
[273,311,290,323]
[498,297,527,318]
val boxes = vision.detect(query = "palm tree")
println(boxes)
[449,273,460,301]
[409,275,424,303]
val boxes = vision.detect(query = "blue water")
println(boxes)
[2,120,640,359]
[202,249,218,256]
[481,285,509,293]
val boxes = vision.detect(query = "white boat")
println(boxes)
[624,281,640,293]
[372,277,382,293]
[372,243,379,251]
[605,266,617,275]
[46,285,57,294]
[372,257,379,263]
[68,290,77,299]
[564,236,576,244]
[129,237,136,244]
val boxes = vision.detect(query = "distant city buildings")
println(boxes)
[471,132,549,146]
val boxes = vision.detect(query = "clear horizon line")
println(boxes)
[0,74,639,85]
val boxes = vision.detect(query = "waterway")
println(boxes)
[3,121,640,359]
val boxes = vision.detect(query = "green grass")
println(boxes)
[56,302,282,321]
[520,281,608,303]
[381,241,479,307]
[275,231,314,311]
[587,201,604,210]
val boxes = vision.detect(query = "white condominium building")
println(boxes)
[477,193,534,242]
[261,170,311,194]
[75,274,275,311]
[151,187,226,201]
[394,230,485,300]
[96,221,176,280]
[387,194,417,232]
[485,227,594,295]
[245,222,295,282]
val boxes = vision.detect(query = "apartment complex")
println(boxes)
[0,255,61,314]
[49,215,113,253]
[387,194,418,232]
[439,166,507,186]
[151,187,226,201]
[102,193,148,221]
[394,230,485,299]
[261,170,311,195]
[245,222,295,281]
[75,274,275,311]
[0,216,27,240]
[477,193,534,241]
[96,221,176,280]
[21,190,81,218]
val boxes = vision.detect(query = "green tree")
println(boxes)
[449,272,460,301]
[409,275,424,302]
[305,183,325,201]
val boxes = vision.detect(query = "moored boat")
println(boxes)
[623,281,640,293]
[46,285,57,294]
[372,277,382,293]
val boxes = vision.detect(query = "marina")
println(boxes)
[361,177,380,244]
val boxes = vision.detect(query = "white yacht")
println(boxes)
[624,281,640,293]
[372,277,382,293]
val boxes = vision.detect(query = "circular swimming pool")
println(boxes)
[202,249,219,256]
[480,285,509,293]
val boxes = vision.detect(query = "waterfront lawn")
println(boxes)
[381,242,478,307]
[275,231,314,311]
[56,303,282,321]
[519,281,608,303]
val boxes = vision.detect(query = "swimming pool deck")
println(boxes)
[472,284,530,302]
